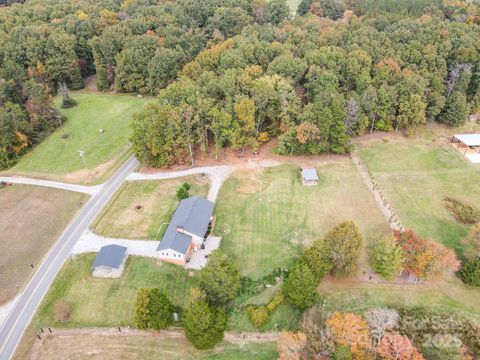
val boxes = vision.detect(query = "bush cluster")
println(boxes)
[247,293,284,328]
[444,197,480,224]
[460,258,480,286]
[176,182,191,201]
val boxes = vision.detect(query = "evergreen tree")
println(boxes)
[148,288,174,330]
[183,288,227,350]
[283,263,317,310]
[439,91,469,127]
[299,239,332,282]
[373,235,406,280]
[199,250,241,307]
[134,288,150,329]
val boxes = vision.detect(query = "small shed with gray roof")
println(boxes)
[158,196,215,265]
[92,244,128,278]
[301,168,319,186]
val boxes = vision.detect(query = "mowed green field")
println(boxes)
[92,178,209,239]
[10,93,150,183]
[216,161,390,279]
[358,129,480,255]
[35,254,198,328]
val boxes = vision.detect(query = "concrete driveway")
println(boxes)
[186,236,221,270]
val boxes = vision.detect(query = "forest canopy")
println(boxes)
[1,0,480,168]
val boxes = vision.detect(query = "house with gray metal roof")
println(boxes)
[92,244,128,278]
[301,168,319,186]
[157,196,215,265]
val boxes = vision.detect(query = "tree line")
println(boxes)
[131,0,480,166]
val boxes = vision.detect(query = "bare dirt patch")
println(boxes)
[0,185,87,305]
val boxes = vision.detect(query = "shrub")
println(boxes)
[373,235,405,280]
[176,186,189,200]
[247,306,270,328]
[460,258,480,286]
[266,293,283,312]
[444,197,480,224]
[182,182,191,191]
[283,263,317,310]
[61,94,77,108]
[54,299,71,322]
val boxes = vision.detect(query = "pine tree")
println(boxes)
[439,91,469,127]
[373,235,406,280]
[283,263,317,310]
[299,239,332,282]
[148,288,173,330]
[134,288,150,329]
[183,288,227,350]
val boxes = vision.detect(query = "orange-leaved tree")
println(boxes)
[326,312,371,357]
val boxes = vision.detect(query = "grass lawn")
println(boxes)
[357,126,480,256]
[91,177,209,239]
[0,184,87,305]
[9,93,150,184]
[318,276,480,318]
[216,161,390,279]
[35,254,198,328]
[18,333,278,360]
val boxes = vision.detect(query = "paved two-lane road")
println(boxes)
[0,156,139,360]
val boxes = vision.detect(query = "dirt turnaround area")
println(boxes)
[0,184,87,305]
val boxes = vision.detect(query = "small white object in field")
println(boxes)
[99,128,104,133]
[137,94,143,98]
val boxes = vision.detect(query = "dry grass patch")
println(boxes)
[92,177,208,239]
[0,185,86,305]
[21,330,278,360]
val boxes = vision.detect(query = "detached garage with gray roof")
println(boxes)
[92,244,128,278]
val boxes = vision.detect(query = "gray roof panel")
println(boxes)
[157,196,215,254]
[301,168,319,181]
[92,244,127,269]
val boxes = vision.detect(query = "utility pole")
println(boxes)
[78,150,88,169]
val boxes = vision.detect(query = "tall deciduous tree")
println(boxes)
[198,250,241,307]
[439,91,469,127]
[324,221,362,276]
